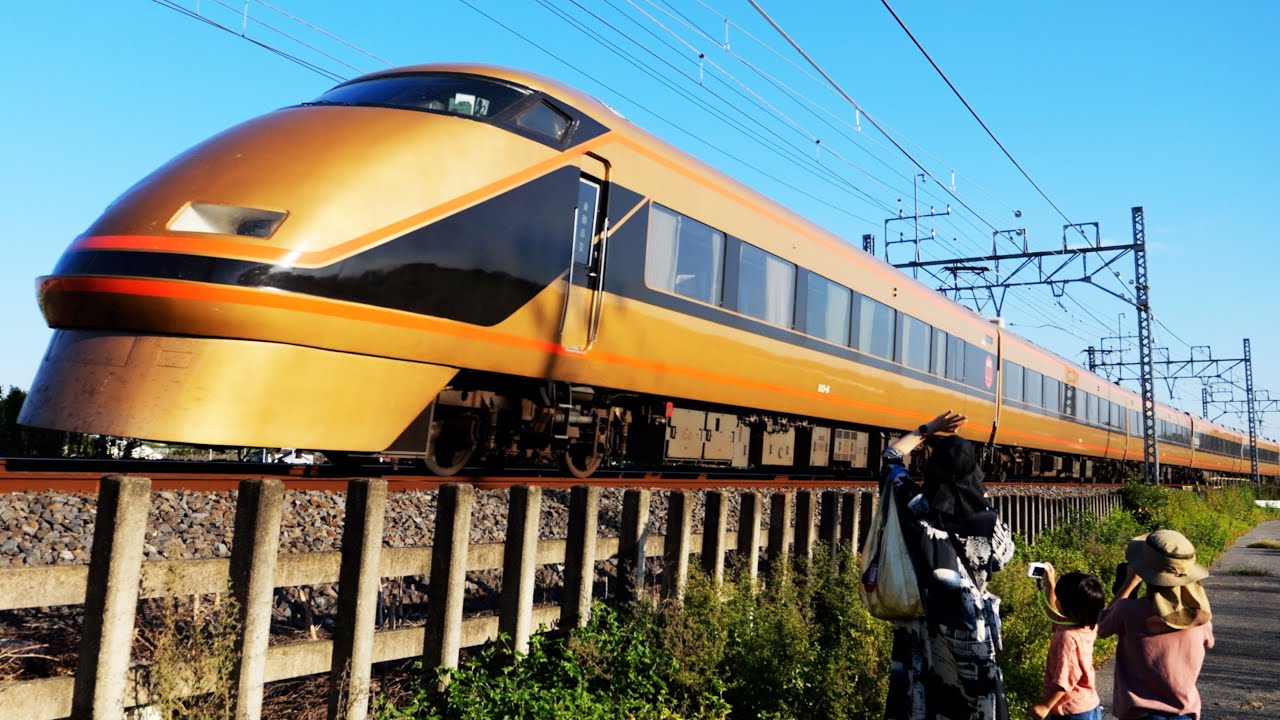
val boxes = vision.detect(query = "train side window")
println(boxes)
[737,243,796,328]
[805,273,851,345]
[1086,394,1098,424]
[1112,403,1124,429]
[932,329,948,376]
[965,343,992,390]
[1130,409,1140,432]
[1044,377,1061,412]
[1024,369,1043,407]
[645,204,724,306]
[946,335,965,381]
[896,314,932,372]
[853,294,896,360]
[1004,362,1023,402]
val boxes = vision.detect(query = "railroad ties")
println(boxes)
[0,478,1122,720]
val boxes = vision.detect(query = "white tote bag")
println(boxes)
[859,468,925,621]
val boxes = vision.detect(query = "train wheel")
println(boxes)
[423,416,477,477]
[424,442,474,476]
[561,444,603,479]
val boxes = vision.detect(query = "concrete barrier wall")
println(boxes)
[0,479,1123,720]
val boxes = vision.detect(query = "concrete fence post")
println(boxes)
[857,492,876,550]
[839,492,857,556]
[1035,496,1046,541]
[423,483,474,687]
[328,478,387,720]
[499,485,542,656]
[766,492,794,572]
[662,491,693,603]
[794,491,816,563]
[737,492,762,582]
[562,485,600,627]
[818,490,840,549]
[619,488,651,603]
[1021,496,1030,542]
[701,491,729,585]
[71,476,151,720]
[229,478,284,720]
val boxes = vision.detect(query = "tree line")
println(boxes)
[1,385,103,457]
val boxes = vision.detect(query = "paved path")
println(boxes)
[1094,519,1280,720]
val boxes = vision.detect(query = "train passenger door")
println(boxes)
[560,156,610,353]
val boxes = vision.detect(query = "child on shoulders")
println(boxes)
[1031,565,1106,720]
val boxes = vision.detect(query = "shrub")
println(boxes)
[378,603,728,720]
[661,552,892,720]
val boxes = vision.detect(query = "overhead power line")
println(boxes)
[876,0,1090,243]
[148,0,348,82]
[743,0,999,234]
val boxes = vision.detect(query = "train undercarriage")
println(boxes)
[329,371,1213,484]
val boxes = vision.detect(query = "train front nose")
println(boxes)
[22,102,562,451]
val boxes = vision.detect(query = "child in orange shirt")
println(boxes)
[1031,565,1106,720]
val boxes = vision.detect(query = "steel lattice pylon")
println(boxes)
[1246,338,1259,483]
[1132,207,1159,483]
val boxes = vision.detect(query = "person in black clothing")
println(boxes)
[880,410,1016,720]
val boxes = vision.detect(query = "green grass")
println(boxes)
[1223,566,1273,577]
[1247,539,1280,549]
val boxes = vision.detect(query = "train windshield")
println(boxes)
[308,74,527,119]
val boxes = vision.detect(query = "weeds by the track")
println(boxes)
[133,578,241,720]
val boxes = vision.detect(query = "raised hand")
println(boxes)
[925,410,967,435]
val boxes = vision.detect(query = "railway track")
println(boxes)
[0,456,1120,493]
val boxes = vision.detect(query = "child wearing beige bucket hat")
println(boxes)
[1097,530,1215,720]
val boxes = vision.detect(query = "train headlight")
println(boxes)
[169,202,288,239]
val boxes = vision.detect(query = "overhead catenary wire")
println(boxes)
[206,0,366,76]
[566,0,897,215]
[455,0,877,225]
[743,0,1000,234]
[875,0,1093,244]
[148,0,348,82]
[534,0,894,222]
[250,0,394,68]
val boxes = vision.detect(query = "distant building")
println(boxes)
[278,448,315,465]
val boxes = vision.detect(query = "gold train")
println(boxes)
[21,63,1276,480]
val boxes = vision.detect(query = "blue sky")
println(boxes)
[2,1,1276,433]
